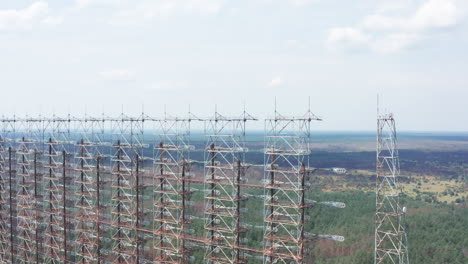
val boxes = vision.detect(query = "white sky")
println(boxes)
[0,0,467,131]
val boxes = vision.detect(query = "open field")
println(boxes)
[233,131,468,152]
[314,170,467,203]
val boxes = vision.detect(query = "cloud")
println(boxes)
[99,69,135,81]
[76,0,95,8]
[327,0,464,53]
[326,27,370,52]
[286,39,299,46]
[110,0,226,25]
[264,0,319,7]
[42,16,63,26]
[413,0,460,29]
[144,81,189,92]
[363,0,460,32]
[370,33,421,53]
[0,1,63,32]
[75,0,122,9]
[288,0,319,6]
[267,77,284,87]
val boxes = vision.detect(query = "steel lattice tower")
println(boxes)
[203,111,256,264]
[0,119,9,263]
[263,108,321,264]
[153,114,196,264]
[374,113,409,264]
[0,118,17,263]
[43,117,72,264]
[74,117,108,263]
[110,114,146,264]
[15,118,44,263]
[0,109,347,264]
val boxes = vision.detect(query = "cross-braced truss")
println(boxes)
[204,111,256,264]
[263,109,320,264]
[43,117,72,264]
[0,118,16,263]
[15,118,44,264]
[374,113,409,264]
[110,114,146,264]
[0,108,348,264]
[0,119,10,263]
[153,114,197,264]
[74,117,109,264]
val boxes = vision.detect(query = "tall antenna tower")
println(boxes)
[0,121,6,263]
[110,114,146,263]
[0,119,6,263]
[203,110,256,264]
[153,114,195,263]
[74,116,108,263]
[375,112,409,264]
[263,107,321,264]
[43,117,72,264]
[0,108,347,264]
[0,118,16,263]
[15,118,43,264]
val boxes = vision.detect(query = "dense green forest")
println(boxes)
[306,191,467,263]
[186,188,467,263]
[239,190,467,263]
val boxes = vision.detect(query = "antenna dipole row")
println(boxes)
[0,108,346,264]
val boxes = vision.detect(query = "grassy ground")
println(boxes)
[402,175,465,203]
[314,170,467,203]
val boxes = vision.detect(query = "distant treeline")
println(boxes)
[178,149,467,180]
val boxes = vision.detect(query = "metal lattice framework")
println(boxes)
[0,119,10,263]
[153,114,196,264]
[0,107,348,264]
[110,114,146,264]
[203,111,256,264]
[74,116,109,263]
[263,109,321,264]
[375,113,409,264]
[15,118,44,263]
[43,117,72,264]
[0,118,16,263]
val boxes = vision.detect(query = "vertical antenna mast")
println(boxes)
[153,113,195,263]
[375,111,409,264]
[377,94,379,117]
[203,109,256,264]
[74,116,103,263]
[263,102,321,264]
[16,118,42,263]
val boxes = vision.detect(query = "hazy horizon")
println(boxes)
[1,0,467,131]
